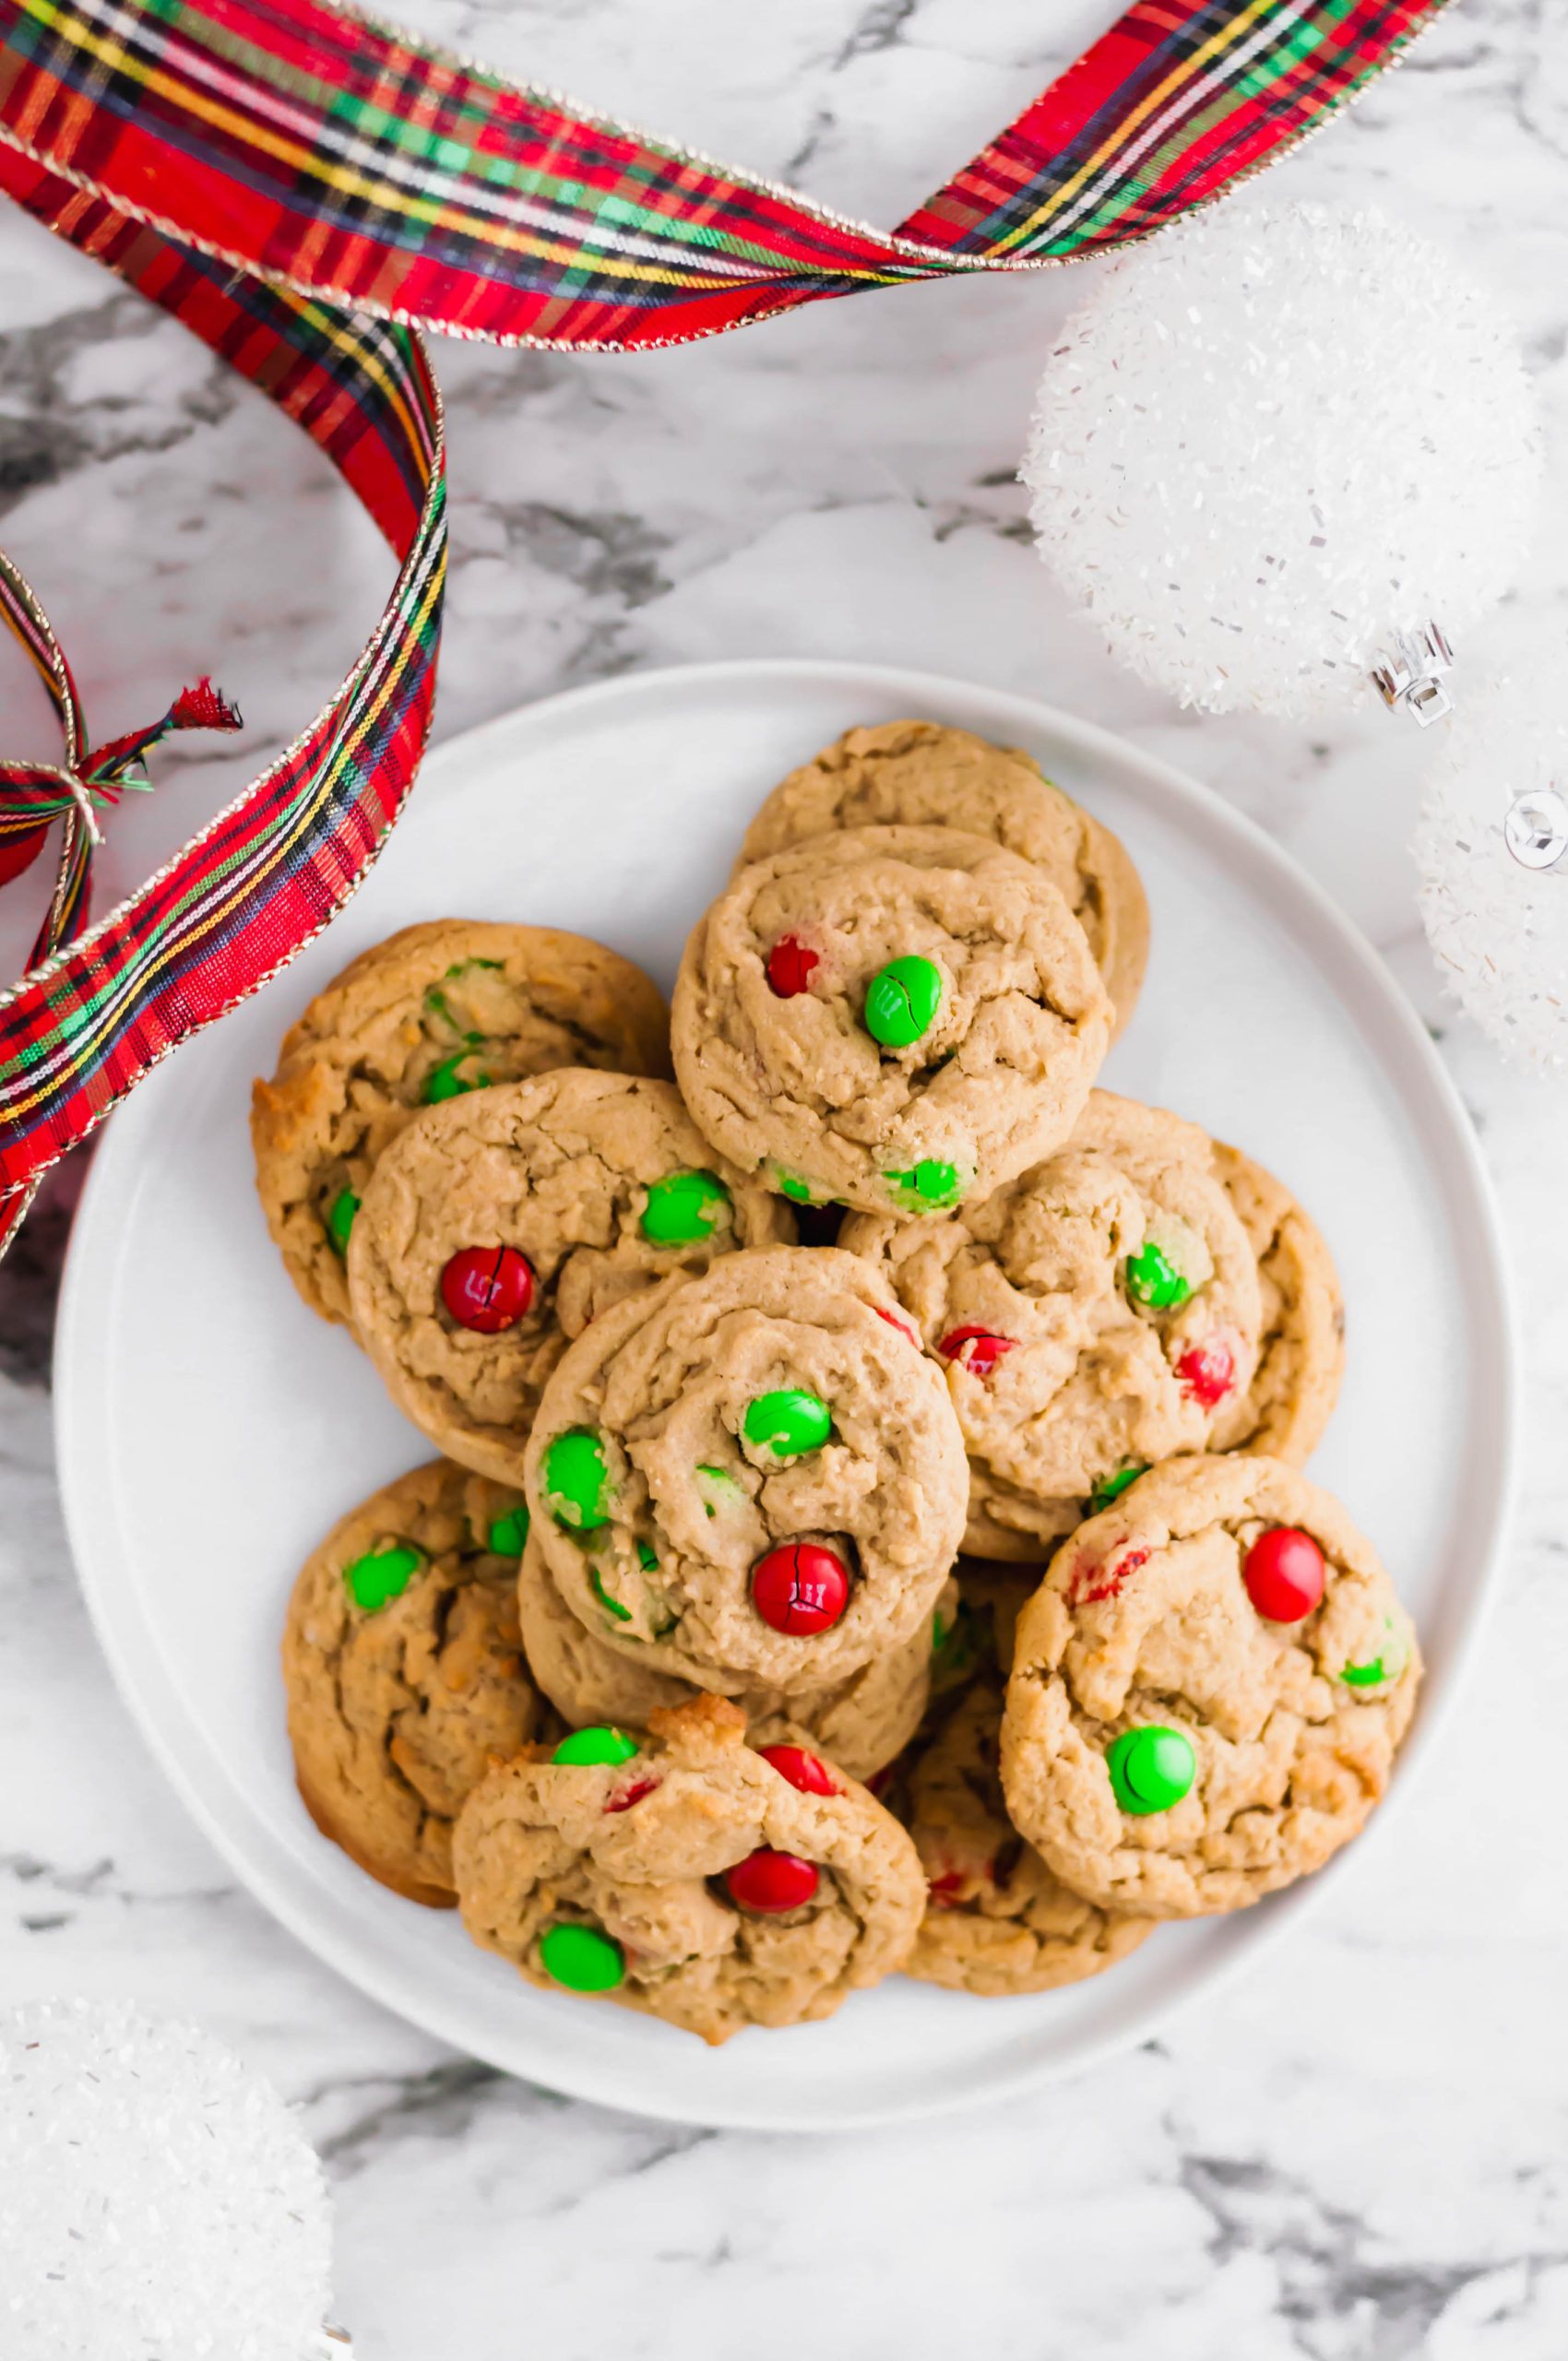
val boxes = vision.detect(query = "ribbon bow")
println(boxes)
[0,553,242,975]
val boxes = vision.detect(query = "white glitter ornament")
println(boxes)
[1414,646,1568,1071]
[0,1999,344,2361]
[1023,199,1540,720]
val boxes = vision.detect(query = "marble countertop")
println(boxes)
[5,2,1568,2352]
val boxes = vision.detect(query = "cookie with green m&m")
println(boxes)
[524,1245,968,1693]
[452,1692,924,2045]
[345,1069,791,1487]
[671,822,1111,1217]
[895,1674,1154,1998]
[251,919,672,1331]
[733,719,1149,1040]
[1000,1453,1420,1920]
[839,1090,1265,1561]
[282,1460,545,1907]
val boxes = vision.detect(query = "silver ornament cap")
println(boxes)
[1503,786,1568,872]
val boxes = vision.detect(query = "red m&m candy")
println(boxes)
[939,1325,1016,1381]
[1175,1339,1235,1407]
[757,1743,838,1797]
[751,1541,849,1634]
[725,1848,820,1913]
[440,1244,535,1333]
[1243,1526,1326,1622]
[766,934,818,997]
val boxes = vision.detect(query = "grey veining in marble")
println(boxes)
[4,4,1568,2355]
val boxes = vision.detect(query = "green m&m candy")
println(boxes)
[642,1169,731,1245]
[1124,1240,1191,1309]
[1342,1616,1408,1688]
[326,1188,361,1256]
[487,1505,529,1556]
[1091,1463,1146,1513]
[884,1158,965,1208]
[1107,1725,1196,1816]
[590,1567,632,1622]
[773,1170,817,1204]
[422,1050,490,1104]
[742,1388,832,1457]
[552,1726,639,1767]
[544,1428,613,1530]
[343,1543,422,1612]
[540,1920,624,1992]
[864,955,943,1049]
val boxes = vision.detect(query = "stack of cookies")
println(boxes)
[254,719,1420,2047]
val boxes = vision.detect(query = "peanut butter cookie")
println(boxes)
[841,1091,1264,1560]
[346,1070,792,1484]
[452,1693,925,2043]
[283,1461,543,1906]
[1207,1142,1344,1465]
[672,825,1111,1217]
[1001,1455,1421,1918]
[525,1246,969,1691]
[901,1677,1153,1997]
[516,1531,943,1781]
[252,920,671,1328]
[736,720,1148,1038]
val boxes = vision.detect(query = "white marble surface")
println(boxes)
[4,2,1568,2353]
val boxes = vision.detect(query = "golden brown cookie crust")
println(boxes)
[525,1246,969,1691]
[283,1461,542,1905]
[841,1091,1264,1561]
[900,1678,1153,1997]
[1207,1141,1345,1465]
[672,824,1112,1217]
[1000,1455,1421,1920]
[515,1532,935,1781]
[452,1693,925,2043]
[251,920,672,1329]
[346,1070,793,1484]
[736,720,1149,1038]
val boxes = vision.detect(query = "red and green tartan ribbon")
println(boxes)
[0,0,1446,1246]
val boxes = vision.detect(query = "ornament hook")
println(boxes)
[1371,622,1454,727]
[1503,785,1568,873]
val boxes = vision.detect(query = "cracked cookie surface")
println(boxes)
[452,1693,925,2043]
[736,719,1148,1038]
[252,919,671,1328]
[842,1091,1264,1560]
[1001,1455,1420,1919]
[672,824,1111,1217]
[283,1460,543,1905]
[516,1532,943,1781]
[900,1676,1154,1996]
[1207,1141,1344,1465]
[525,1246,969,1691]
[347,1070,791,1484]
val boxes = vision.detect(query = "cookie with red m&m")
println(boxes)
[282,1460,544,1906]
[671,824,1111,1217]
[251,920,671,1329]
[898,1677,1153,1996]
[1206,1140,1345,1466]
[451,1692,924,2043]
[840,1091,1264,1560]
[515,1532,944,1781]
[523,1246,968,1691]
[346,1071,791,1485]
[1000,1454,1420,1918]
[735,720,1148,1038]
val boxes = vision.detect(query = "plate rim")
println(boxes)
[53,655,1518,2131]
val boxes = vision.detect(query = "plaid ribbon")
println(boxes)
[0,0,1445,1245]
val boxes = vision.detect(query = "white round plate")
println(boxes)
[55,659,1515,2131]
